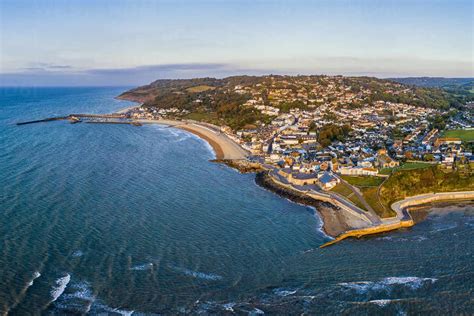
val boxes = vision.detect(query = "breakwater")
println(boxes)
[16,117,66,125]
[319,220,415,248]
[16,113,141,126]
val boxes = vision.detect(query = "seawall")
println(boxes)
[320,190,474,248]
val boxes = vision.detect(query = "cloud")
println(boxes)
[0,62,271,86]
[1,59,472,87]
[23,62,73,72]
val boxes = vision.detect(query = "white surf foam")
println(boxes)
[339,276,437,294]
[130,263,153,271]
[222,302,236,312]
[72,250,84,257]
[369,299,393,307]
[171,266,223,281]
[273,288,297,297]
[55,280,96,313]
[27,271,41,287]
[251,307,265,314]
[91,302,135,315]
[50,274,71,302]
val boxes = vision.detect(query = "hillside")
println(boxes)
[118,75,468,130]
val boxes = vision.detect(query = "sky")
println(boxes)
[0,0,473,86]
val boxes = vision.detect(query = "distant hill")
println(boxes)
[388,77,474,88]
[389,77,474,102]
[389,77,473,88]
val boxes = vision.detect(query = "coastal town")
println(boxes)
[115,75,474,242]
[17,75,473,242]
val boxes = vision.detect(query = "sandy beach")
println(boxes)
[138,119,248,160]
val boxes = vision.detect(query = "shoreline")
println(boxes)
[255,172,368,237]
[138,119,248,160]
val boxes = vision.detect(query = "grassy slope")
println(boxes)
[331,183,367,210]
[361,187,395,218]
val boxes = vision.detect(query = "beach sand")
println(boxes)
[138,119,248,160]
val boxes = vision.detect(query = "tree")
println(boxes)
[424,153,434,161]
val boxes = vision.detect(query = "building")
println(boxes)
[318,171,340,190]
[278,169,319,186]
[338,166,379,176]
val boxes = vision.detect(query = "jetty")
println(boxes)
[16,113,142,126]
[16,117,66,125]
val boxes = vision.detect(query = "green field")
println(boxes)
[441,129,474,142]
[341,175,385,187]
[186,85,215,93]
[397,162,434,170]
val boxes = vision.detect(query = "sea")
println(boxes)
[0,87,473,315]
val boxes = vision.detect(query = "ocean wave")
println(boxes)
[72,250,84,257]
[251,307,265,314]
[91,302,134,315]
[339,276,437,294]
[376,235,427,242]
[52,279,138,315]
[55,281,96,313]
[130,263,153,271]
[222,302,236,312]
[191,301,265,315]
[50,274,71,302]
[272,288,297,297]
[171,266,223,281]
[27,271,41,287]
[368,299,393,307]
[61,281,94,301]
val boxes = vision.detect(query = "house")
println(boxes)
[278,169,319,186]
[435,138,462,146]
[318,171,340,190]
[338,166,379,176]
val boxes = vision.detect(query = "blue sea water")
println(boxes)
[0,87,473,315]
